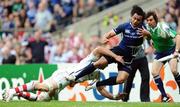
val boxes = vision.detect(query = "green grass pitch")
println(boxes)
[0,101,180,107]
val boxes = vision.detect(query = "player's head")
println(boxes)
[130,5,145,27]
[146,11,158,28]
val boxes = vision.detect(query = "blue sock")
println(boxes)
[154,75,167,97]
[174,73,180,89]
[96,76,117,87]
[75,63,96,81]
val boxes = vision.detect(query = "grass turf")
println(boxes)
[0,101,179,107]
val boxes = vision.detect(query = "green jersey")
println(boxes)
[146,22,177,52]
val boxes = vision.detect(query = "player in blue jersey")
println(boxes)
[67,5,146,89]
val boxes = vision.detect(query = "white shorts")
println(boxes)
[43,70,70,92]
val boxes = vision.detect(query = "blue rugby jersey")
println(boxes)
[113,22,144,56]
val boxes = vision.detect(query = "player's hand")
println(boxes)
[115,55,124,64]
[113,93,127,100]
[101,37,109,44]
[173,50,179,58]
[137,27,150,37]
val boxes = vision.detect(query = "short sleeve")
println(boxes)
[113,23,126,34]
[161,22,177,38]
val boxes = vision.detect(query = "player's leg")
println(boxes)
[86,63,130,91]
[17,92,38,101]
[36,92,52,101]
[151,60,170,102]
[85,70,129,91]
[122,61,137,102]
[93,46,124,63]
[138,57,150,102]
[34,82,50,92]
[76,46,113,70]
[73,56,109,81]
[77,69,101,82]
[169,58,180,93]
[96,86,127,100]
[14,81,37,93]
[85,53,133,91]
[2,81,38,102]
[66,48,102,81]
[67,46,123,81]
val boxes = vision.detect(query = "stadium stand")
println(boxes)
[0,0,179,64]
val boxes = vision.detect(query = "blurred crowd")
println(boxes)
[0,0,125,32]
[157,0,180,32]
[0,0,125,64]
[0,27,102,64]
[0,0,180,65]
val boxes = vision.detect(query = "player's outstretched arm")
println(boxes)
[175,34,180,53]
[97,86,126,100]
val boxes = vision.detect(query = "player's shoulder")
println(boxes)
[158,21,169,28]
[116,22,130,30]
[122,22,130,27]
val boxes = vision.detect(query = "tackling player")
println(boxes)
[2,39,124,102]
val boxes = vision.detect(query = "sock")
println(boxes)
[96,76,117,87]
[78,53,97,67]
[18,92,37,101]
[75,63,96,81]
[154,75,167,97]
[74,53,97,75]
[14,81,35,93]
[174,73,180,89]
[84,53,98,62]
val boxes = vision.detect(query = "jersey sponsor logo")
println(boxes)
[125,29,130,33]
[124,34,141,39]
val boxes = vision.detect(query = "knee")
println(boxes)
[151,70,158,77]
[171,68,177,75]
[94,60,108,69]
[94,46,102,54]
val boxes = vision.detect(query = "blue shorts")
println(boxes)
[103,46,134,74]
[155,46,175,62]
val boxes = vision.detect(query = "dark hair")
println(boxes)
[131,5,145,20]
[146,11,158,23]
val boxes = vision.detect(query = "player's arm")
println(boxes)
[97,86,126,100]
[175,34,180,53]
[166,25,180,54]
[34,82,50,92]
[102,30,117,44]
[137,26,151,38]
[102,23,126,44]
